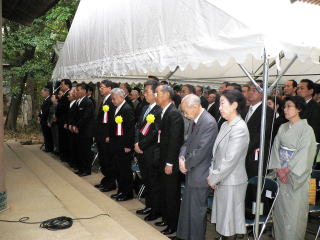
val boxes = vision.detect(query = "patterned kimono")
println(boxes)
[269,119,317,240]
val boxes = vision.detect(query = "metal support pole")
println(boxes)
[165,66,179,81]
[254,49,269,238]
[268,54,298,92]
[238,64,263,93]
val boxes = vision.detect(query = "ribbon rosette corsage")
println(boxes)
[140,114,155,136]
[115,115,123,136]
[102,105,110,123]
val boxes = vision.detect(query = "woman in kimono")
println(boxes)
[268,96,317,240]
[207,90,250,240]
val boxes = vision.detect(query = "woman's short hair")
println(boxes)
[222,89,246,115]
[284,96,306,118]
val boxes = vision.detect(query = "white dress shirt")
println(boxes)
[115,99,126,115]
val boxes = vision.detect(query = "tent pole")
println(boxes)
[269,54,297,92]
[238,64,263,93]
[254,49,269,239]
[165,66,179,81]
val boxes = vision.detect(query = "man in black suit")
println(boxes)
[206,89,218,120]
[134,80,162,221]
[173,85,182,108]
[94,80,117,192]
[56,79,71,161]
[39,88,53,152]
[195,85,208,109]
[73,83,95,177]
[66,88,79,170]
[297,79,320,142]
[155,85,184,235]
[245,81,273,179]
[86,84,96,113]
[109,88,135,201]
[119,82,134,109]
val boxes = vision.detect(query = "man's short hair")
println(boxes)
[111,88,125,97]
[173,85,181,92]
[144,80,159,93]
[61,79,72,89]
[148,75,159,81]
[101,79,113,88]
[182,94,201,107]
[195,85,204,94]
[300,79,315,95]
[183,84,196,94]
[76,83,87,91]
[229,83,242,92]
[86,84,94,93]
[160,80,169,85]
[159,85,174,100]
[208,89,218,95]
[287,79,298,88]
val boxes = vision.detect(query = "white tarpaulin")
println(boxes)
[52,0,320,84]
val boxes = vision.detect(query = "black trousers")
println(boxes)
[160,171,181,230]
[41,123,53,151]
[96,139,116,187]
[68,131,78,169]
[58,124,69,160]
[112,149,133,195]
[76,135,93,174]
[136,147,161,214]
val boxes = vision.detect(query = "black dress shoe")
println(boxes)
[75,171,83,175]
[94,184,103,188]
[144,213,161,221]
[111,192,123,199]
[100,186,116,192]
[155,220,167,227]
[136,207,152,215]
[161,226,176,235]
[116,193,133,201]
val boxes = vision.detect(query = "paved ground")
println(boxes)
[1,141,318,240]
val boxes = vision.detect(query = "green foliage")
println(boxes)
[3,0,80,93]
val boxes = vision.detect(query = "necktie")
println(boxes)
[245,106,253,123]
[143,106,152,120]
[192,122,196,133]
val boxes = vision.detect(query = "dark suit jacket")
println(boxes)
[159,104,184,172]
[125,95,134,109]
[135,104,162,151]
[110,102,135,150]
[207,102,219,120]
[245,104,273,179]
[303,99,320,142]
[94,96,115,140]
[88,96,96,113]
[74,97,95,137]
[56,90,70,126]
[134,98,148,123]
[200,96,208,109]
[39,96,52,126]
[67,101,78,126]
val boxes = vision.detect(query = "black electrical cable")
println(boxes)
[0,213,110,231]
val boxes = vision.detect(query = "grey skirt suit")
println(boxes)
[207,115,250,236]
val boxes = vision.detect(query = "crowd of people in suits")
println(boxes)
[38,76,320,240]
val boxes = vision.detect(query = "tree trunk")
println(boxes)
[4,46,35,130]
[4,74,28,130]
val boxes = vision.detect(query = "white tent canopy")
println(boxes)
[52,0,320,85]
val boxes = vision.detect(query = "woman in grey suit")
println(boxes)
[207,90,249,240]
